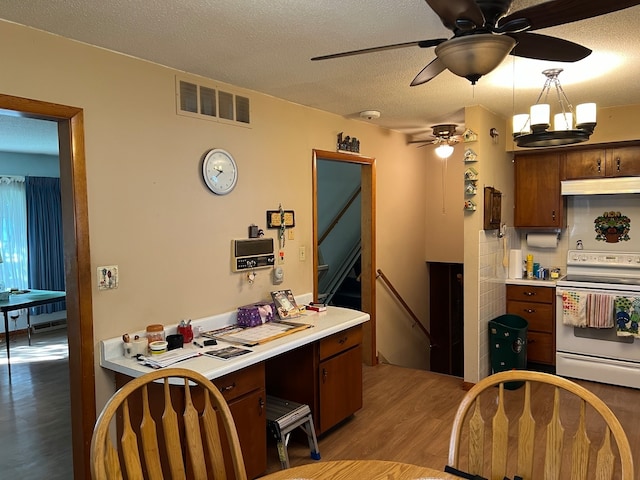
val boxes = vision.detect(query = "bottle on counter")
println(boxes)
[526,254,534,279]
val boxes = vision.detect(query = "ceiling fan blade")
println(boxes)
[410,57,446,86]
[502,0,640,31]
[311,38,446,61]
[425,0,485,31]
[509,32,591,62]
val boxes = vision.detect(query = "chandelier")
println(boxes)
[512,68,596,148]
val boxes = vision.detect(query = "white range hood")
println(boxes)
[561,177,640,195]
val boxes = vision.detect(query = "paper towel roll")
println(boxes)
[509,250,523,279]
[526,233,559,249]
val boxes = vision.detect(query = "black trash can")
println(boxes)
[489,314,528,390]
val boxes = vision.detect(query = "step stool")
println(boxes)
[266,395,321,469]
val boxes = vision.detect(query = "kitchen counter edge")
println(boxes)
[100,305,370,381]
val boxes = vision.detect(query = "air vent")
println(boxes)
[176,76,251,126]
[32,318,67,333]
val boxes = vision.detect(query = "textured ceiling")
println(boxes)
[1,0,640,153]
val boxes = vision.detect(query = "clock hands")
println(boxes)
[210,166,224,182]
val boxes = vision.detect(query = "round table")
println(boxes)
[259,459,456,479]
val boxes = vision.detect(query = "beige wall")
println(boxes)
[1,20,431,407]
[463,105,515,383]
[424,144,464,263]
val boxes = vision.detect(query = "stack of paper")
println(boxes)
[138,348,201,369]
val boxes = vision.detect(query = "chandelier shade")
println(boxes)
[513,69,596,148]
[435,34,516,85]
[435,143,454,159]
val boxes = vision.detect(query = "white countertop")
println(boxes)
[506,278,557,287]
[100,306,370,380]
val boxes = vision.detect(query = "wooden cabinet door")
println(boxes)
[318,345,363,433]
[562,149,606,179]
[514,153,564,228]
[606,146,640,177]
[227,389,267,479]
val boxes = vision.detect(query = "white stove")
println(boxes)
[558,250,640,291]
[556,250,640,389]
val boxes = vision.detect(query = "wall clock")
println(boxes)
[202,148,238,195]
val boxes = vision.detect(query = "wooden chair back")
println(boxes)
[91,367,247,480]
[448,370,633,480]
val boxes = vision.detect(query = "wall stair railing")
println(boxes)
[376,269,435,348]
[320,241,360,305]
[318,186,361,304]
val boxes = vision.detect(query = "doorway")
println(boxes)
[312,149,376,365]
[0,94,95,479]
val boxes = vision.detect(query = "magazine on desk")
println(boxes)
[204,346,252,360]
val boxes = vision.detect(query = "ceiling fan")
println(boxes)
[312,0,640,86]
[408,124,461,153]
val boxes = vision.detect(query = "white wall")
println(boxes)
[1,19,431,408]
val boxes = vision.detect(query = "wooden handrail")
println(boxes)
[318,186,361,246]
[376,269,434,347]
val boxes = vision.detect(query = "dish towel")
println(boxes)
[586,293,615,328]
[615,296,640,337]
[562,291,587,327]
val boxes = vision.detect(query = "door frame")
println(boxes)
[0,94,95,479]
[312,149,377,365]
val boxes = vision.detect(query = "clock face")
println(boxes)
[202,148,238,195]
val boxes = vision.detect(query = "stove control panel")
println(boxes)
[567,250,640,268]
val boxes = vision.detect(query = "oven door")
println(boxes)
[555,286,640,363]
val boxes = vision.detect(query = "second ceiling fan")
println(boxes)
[312,0,640,86]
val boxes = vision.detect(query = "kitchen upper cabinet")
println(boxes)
[562,145,640,179]
[514,153,564,228]
[605,146,640,177]
[562,149,606,179]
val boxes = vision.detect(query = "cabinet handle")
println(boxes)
[524,308,536,313]
[617,157,621,172]
[552,210,556,221]
[596,158,601,173]
[322,368,328,383]
[523,291,536,297]
[528,339,536,344]
[258,396,265,414]
[219,382,236,393]
[338,336,348,345]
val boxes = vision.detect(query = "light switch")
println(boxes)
[97,265,119,290]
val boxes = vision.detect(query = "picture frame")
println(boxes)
[271,289,302,318]
[266,210,295,228]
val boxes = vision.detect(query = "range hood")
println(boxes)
[561,177,640,195]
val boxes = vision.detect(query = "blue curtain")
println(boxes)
[25,176,66,314]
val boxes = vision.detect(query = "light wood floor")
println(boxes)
[2,329,639,479]
[0,328,72,480]
[263,364,640,477]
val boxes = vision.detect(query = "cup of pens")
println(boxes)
[177,320,194,343]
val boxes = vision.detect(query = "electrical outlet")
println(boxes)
[299,246,306,261]
[278,250,285,265]
[97,265,119,290]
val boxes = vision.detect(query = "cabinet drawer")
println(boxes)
[527,331,555,365]
[507,285,554,303]
[506,301,554,333]
[214,362,265,402]
[320,325,362,360]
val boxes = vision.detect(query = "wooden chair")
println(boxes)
[90,367,248,480]
[447,370,634,480]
